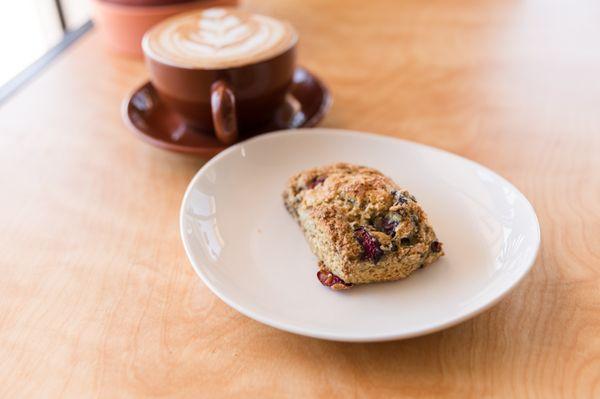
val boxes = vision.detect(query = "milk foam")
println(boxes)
[143,8,297,69]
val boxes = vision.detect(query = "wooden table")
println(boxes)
[1,0,598,397]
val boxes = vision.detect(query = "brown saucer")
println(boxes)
[123,67,331,157]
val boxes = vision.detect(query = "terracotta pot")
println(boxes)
[101,0,192,6]
[91,0,239,57]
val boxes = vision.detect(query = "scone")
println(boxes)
[283,163,443,290]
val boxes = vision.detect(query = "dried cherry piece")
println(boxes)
[430,240,442,253]
[380,217,398,236]
[307,176,326,189]
[354,226,384,263]
[317,270,352,290]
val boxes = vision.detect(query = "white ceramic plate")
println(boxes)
[180,129,540,342]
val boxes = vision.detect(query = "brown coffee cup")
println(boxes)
[142,8,298,144]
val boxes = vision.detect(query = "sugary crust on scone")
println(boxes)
[283,163,443,286]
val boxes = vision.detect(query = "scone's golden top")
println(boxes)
[283,163,442,264]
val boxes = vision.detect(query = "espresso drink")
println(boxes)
[143,7,298,144]
[143,7,297,69]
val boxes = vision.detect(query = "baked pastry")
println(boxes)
[283,163,443,290]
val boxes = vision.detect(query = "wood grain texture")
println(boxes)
[1,0,599,397]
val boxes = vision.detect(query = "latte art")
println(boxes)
[143,8,297,69]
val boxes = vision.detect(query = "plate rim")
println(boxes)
[179,128,541,342]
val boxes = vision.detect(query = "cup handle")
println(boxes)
[211,80,238,145]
